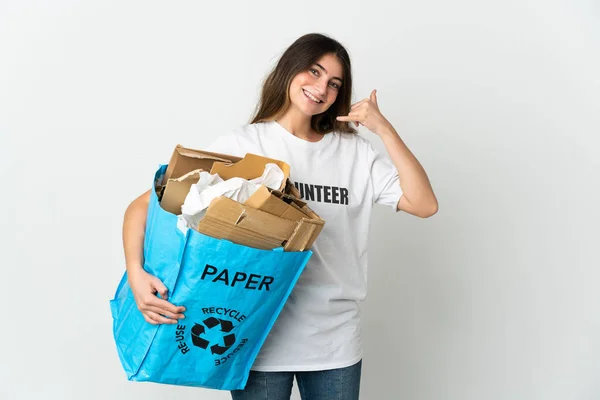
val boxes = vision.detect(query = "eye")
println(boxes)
[309,68,319,76]
[329,82,340,90]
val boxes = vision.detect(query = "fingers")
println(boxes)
[336,115,361,128]
[130,271,186,325]
[145,310,178,325]
[341,92,379,127]
[350,99,369,110]
[139,296,185,318]
[148,276,184,313]
[370,89,378,104]
[136,290,186,320]
[147,296,186,315]
[138,297,185,325]
[337,115,362,126]
[338,109,362,120]
[351,91,377,110]
[151,277,169,300]
[146,305,185,320]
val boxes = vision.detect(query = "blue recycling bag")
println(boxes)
[110,164,312,390]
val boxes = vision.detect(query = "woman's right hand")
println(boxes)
[128,267,186,325]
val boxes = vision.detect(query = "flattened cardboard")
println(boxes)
[160,169,203,215]
[285,180,301,198]
[285,217,324,252]
[197,197,296,249]
[210,153,290,192]
[244,186,310,222]
[198,196,324,252]
[164,145,239,183]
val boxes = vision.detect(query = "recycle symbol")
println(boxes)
[191,317,236,355]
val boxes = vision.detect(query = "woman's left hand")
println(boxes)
[336,89,392,136]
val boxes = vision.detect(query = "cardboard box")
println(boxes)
[197,197,324,252]
[158,144,324,252]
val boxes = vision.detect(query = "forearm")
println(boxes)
[123,190,150,274]
[378,124,438,215]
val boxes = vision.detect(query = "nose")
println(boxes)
[314,77,327,95]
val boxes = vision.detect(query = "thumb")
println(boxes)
[370,89,378,104]
[151,277,169,300]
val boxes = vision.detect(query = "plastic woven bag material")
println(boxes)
[110,165,312,390]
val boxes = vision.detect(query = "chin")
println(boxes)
[296,99,329,117]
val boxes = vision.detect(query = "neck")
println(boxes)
[276,107,322,142]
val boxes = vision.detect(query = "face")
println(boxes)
[288,53,344,117]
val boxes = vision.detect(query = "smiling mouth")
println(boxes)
[303,89,323,104]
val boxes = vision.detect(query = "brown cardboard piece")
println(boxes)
[160,145,241,215]
[244,186,310,221]
[197,197,324,251]
[210,153,290,192]
[162,145,297,217]
[163,145,240,184]
[161,145,292,213]
[160,169,203,215]
[159,144,325,251]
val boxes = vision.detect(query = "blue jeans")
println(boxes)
[231,360,362,400]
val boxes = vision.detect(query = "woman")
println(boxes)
[122,33,438,400]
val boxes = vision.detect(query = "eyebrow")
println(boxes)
[315,63,343,83]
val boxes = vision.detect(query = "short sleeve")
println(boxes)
[203,129,244,157]
[368,143,403,210]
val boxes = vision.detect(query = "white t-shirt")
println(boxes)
[204,120,403,371]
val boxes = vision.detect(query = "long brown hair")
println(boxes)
[250,33,356,134]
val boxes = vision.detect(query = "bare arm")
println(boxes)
[123,190,151,273]
[122,190,186,324]
[337,89,438,218]
[379,127,438,218]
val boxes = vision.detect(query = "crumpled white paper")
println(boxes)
[177,163,285,233]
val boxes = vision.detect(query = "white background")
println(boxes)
[1,1,598,399]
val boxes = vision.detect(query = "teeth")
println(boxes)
[303,90,321,103]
